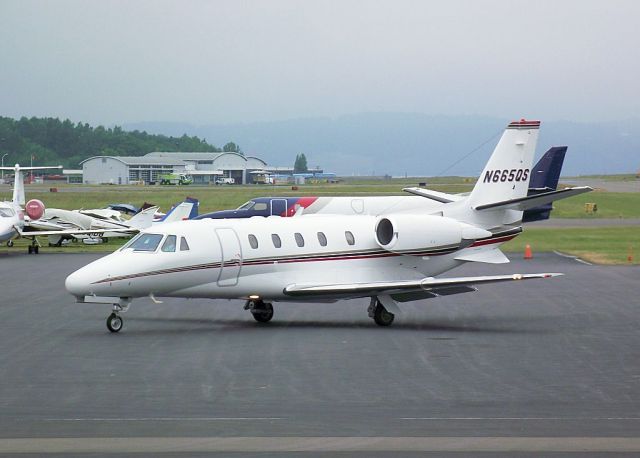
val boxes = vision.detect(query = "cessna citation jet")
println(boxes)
[197,146,567,223]
[66,120,591,332]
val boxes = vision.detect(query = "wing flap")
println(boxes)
[284,272,562,298]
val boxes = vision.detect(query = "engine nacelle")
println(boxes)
[374,214,491,253]
[25,199,45,220]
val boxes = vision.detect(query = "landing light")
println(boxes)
[249,295,260,300]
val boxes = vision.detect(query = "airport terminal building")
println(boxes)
[80,152,275,185]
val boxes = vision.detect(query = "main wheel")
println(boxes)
[106,313,123,333]
[251,302,274,323]
[7,240,13,247]
[34,245,39,254]
[28,245,33,254]
[373,304,395,326]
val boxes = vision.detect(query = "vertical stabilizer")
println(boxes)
[0,164,63,206]
[468,120,540,208]
[13,168,26,206]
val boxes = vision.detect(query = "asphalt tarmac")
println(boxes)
[1,252,639,456]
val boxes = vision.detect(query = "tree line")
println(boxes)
[0,116,232,168]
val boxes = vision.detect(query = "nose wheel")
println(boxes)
[245,299,274,323]
[106,313,123,332]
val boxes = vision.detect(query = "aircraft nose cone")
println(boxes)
[65,267,92,297]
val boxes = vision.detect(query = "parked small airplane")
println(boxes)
[0,164,64,251]
[65,120,591,332]
[0,163,159,253]
[196,147,568,222]
[32,197,199,246]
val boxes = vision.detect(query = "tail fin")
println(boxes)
[529,146,567,191]
[158,197,199,223]
[126,206,158,230]
[468,120,540,208]
[0,164,63,205]
[523,146,567,222]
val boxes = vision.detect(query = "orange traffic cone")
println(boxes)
[524,244,533,260]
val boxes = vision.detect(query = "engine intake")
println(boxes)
[374,214,491,253]
[25,199,45,220]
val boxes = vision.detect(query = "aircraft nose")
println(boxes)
[65,267,93,297]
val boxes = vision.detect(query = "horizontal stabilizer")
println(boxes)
[455,248,510,264]
[402,187,463,203]
[474,186,592,211]
[284,272,562,298]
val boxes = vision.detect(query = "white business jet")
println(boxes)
[66,120,591,332]
[0,164,63,250]
[0,163,156,253]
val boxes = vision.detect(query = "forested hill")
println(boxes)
[0,116,221,168]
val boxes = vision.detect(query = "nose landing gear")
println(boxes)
[245,299,274,323]
[107,313,123,332]
[106,301,131,333]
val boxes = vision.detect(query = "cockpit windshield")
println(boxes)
[236,200,256,211]
[0,208,15,217]
[120,233,142,250]
[124,233,164,252]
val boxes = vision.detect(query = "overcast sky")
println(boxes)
[1,0,638,125]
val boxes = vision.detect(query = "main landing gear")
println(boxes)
[7,240,14,247]
[368,298,395,327]
[245,299,274,323]
[27,239,39,254]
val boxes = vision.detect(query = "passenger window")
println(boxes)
[317,232,327,247]
[248,234,258,249]
[161,235,177,252]
[254,203,268,211]
[271,233,282,248]
[180,236,190,251]
[345,231,355,246]
[294,232,304,247]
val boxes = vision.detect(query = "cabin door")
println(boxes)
[215,228,242,286]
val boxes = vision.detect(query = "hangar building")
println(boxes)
[80,152,271,185]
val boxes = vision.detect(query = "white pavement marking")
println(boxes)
[1,437,640,453]
[553,250,593,265]
[400,417,640,421]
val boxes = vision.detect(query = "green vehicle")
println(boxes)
[159,173,193,185]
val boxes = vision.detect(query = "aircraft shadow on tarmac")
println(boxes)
[72,315,556,336]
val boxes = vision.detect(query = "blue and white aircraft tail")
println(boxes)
[155,197,199,224]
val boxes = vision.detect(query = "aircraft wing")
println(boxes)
[402,187,463,203]
[474,186,592,211]
[284,272,562,298]
[17,227,137,238]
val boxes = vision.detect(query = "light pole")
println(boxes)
[1,153,7,183]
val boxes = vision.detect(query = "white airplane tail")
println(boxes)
[468,120,540,208]
[126,206,158,230]
[0,164,63,206]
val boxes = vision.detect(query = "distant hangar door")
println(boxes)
[215,228,242,286]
